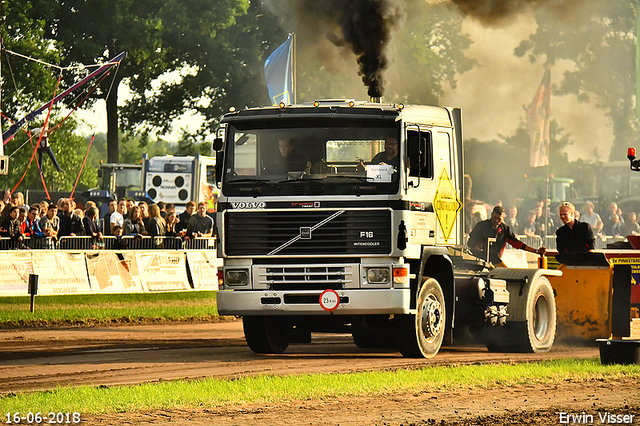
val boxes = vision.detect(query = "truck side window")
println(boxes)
[407,130,433,178]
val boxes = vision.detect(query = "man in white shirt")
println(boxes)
[580,201,603,234]
[110,199,127,234]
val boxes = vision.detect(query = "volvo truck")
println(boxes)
[214,100,560,358]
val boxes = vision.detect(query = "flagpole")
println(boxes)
[545,161,550,242]
[544,64,550,244]
[291,32,297,104]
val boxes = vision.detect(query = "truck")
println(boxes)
[597,161,640,215]
[213,100,560,358]
[141,154,218,212]
[97,161,144,200]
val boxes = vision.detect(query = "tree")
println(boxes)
[514,1,638,161]
[16,0,285,162]
[1,2,62,119]
[465,119,574,205]
[385,1,477,105]
[0,117,97,193]
[1,2,95,194]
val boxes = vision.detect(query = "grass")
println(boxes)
[2,294,638,417]
[1,358,639,414]
[0,292,220,327]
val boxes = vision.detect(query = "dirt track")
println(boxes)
[1,320,639,425]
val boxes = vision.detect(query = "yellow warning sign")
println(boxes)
[433,168,462,241]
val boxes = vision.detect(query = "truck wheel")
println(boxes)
[396,277,446,358]
[243,316,292,354]
[485,276,556,353]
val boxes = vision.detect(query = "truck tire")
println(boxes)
[243,316,292,354]
[485,276,556,353]
[396,277,446,358]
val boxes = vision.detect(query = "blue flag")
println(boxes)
[264,35,293,105]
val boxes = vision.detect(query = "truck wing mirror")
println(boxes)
[213,137,223,151]
[215,151,224,185]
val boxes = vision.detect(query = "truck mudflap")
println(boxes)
[483,267,562,353]
[216,288,411,316]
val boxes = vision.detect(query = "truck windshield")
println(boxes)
[223,119,400,196]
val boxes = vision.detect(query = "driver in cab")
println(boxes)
[277,138,311,174]
[357,136,399,172]
[370,136,399,168]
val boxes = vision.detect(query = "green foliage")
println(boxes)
[514,0,639,161]
[0,1,63,118]
[0,116,98,192]
[3,0,287,161]
[118,133,173,164]
[386,1,477,105]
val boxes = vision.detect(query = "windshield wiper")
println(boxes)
[325,175,376,183]
[226,178,271,184]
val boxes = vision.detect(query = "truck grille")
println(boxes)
[224,209,392,256]
[255,265,356,290]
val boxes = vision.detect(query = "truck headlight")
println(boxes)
[226,269,250,286]
[366,268,390,284]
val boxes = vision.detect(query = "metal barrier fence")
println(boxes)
[58,236,94,250]
[462,233,629,253]
[183,237,217,250]
[0,236,217,250]
[517,234,626,251]
[0,233,626,252]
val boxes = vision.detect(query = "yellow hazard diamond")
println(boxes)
[433,168,462,242]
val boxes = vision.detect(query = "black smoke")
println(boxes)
[267,0,405,98]
[316,0,405,97]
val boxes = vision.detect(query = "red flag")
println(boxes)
[527,68,551,168]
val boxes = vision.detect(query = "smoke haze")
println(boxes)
[448,0,580,25]
[265,0,405,97]
[264,0,616,162]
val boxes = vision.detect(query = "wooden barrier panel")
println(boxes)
[31,251,92,295]
[0,251,34,296]
[186,251,221,290]
[0,249,215,297]
[86,251,145,293]
[136,252,191,292]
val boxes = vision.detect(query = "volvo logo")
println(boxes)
[300,227,312,239]
[230,201,266,209]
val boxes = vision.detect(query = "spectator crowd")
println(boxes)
[468,198,640,243]
[0,190,215,250]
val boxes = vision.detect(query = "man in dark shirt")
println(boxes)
[468,205,546,266]
[187,202,214,239]
[276,138,310,174]
[370,136,399,167]
[175,201,196,236]
[102,199,117,235]
[556,202,595,253]
[57,198,74,237]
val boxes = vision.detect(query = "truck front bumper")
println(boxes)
[216,288,411,316]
